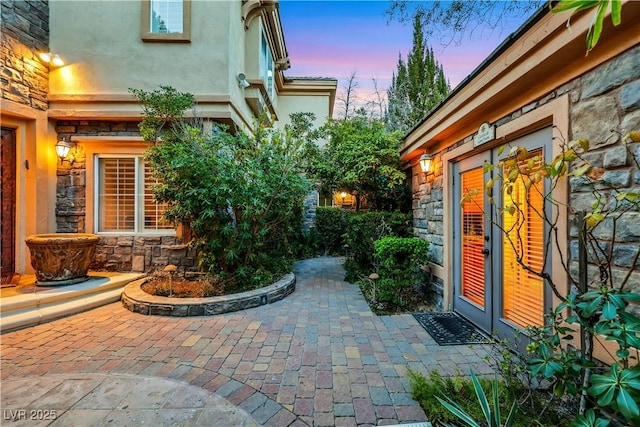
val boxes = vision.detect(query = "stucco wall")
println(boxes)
[0,0,49,110]
[278,93,332,145]
[48,1,248,115]
[413,45,640,308]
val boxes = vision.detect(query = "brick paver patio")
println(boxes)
[1,257,495,426]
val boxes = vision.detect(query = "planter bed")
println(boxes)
[121,273,295,317]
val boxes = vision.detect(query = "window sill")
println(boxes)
[141,32,191,43]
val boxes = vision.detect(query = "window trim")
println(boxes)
[94,153,174,236]
[260,31,275,100]
[141,0,191,43]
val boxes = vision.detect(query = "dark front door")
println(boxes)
[1,127,16,284]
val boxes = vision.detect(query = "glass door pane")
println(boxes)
[461,167,486,307]
[501,149,545,328]
[454,152,492,333]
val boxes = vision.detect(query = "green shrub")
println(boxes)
[290,227,321,260]
[132,87,318,290]
[372,236,429,308]
[409,370,488,424]
[315,207,346,255]
[437,371,517,427]
[408,369,570,427]
[343,211,412,282]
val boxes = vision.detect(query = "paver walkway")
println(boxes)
[1,257,495,426]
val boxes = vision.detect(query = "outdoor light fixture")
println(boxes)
[55,137,75,165]
[39,52,64,67]
[419,152,433,175]
[340,191,347,205]
[237,73,250,88]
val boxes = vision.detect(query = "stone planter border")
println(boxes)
[121,273,295,317]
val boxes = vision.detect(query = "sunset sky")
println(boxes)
[279,1,530,114]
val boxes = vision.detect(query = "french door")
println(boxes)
[453,127,552,343]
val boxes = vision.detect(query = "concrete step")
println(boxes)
[0,273,145,332]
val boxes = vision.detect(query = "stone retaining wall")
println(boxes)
[122,273,296,316]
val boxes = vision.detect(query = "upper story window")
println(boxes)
[260,33,275,100]
[141,0,191,43]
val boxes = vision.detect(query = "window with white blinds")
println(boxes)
[96,156,172,233]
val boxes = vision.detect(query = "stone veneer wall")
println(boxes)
[54,120,196,273]
[94,235,195,274]
[0,0,49,110]
[567,46,640,316]
[302,190,319,230]
[413,45,640,309]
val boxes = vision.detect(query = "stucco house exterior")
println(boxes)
[1,0,336,282]
[402,2,639,355]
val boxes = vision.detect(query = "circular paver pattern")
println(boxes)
[1,373,260,427]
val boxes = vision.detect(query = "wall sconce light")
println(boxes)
[39,52,64,67]
[55,137,75,165]
[419,152,433,175]
[340,191,347,205]
[237,73,250,88]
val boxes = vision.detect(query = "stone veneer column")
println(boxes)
[0,1,49,110]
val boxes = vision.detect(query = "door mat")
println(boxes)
[412,312,492,346]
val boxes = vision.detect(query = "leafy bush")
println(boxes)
[315,207,346,255]
[410,370,481,424]
[343,211,412,282]
[308,112,409,212]
[289,227,321,260]
[526,291,640,426]
[372,236,429,308]
[437,371,517,427]
[409,369,570,427]
[131,86,319,290]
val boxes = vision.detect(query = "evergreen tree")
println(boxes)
[385,14,450,133]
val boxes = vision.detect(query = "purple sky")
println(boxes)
[279,1,529,115]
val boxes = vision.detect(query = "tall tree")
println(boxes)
[385,14,450,133]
